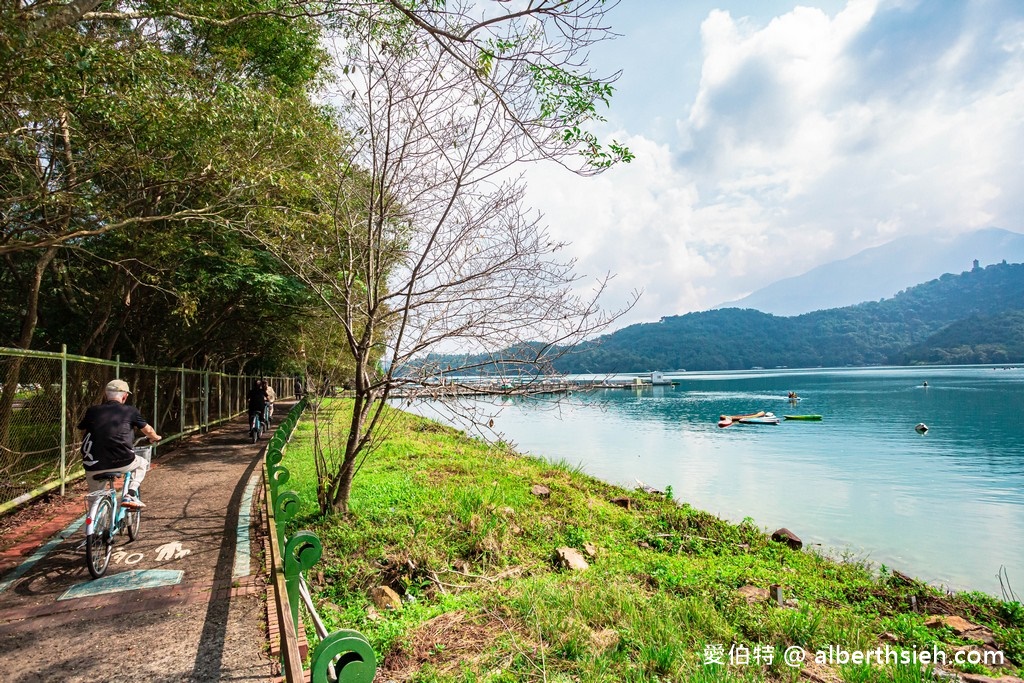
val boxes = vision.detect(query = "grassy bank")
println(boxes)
[284,400,1023,682]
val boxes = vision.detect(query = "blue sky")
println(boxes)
[523,0,1024,326]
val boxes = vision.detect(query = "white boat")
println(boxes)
[738,412,781,425]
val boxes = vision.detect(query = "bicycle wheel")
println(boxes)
[86,496,114,579]
[125,507,142,541]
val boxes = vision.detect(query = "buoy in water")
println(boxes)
[915,423,928,433]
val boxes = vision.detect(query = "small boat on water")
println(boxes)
[718,410,765,428]
[738,412,780,425]
[783,414,822,421]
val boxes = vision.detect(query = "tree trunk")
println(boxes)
[24,0,105,42]
[329,365,373,514]
[329,410,363,515]
[331,462,353,516]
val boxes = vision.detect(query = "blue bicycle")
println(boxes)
[248,410,263,443]
[84,441,149,578]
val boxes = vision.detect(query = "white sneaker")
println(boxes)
[121,493,146,509]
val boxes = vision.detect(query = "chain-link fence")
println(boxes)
[0,346,296,515]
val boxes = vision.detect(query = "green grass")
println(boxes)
[281,400,1024,682]
[0,399,65,495]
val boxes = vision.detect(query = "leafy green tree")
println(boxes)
[0,0,332,448]
[0,0,330,356]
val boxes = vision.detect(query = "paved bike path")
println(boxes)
[0,412,282,682]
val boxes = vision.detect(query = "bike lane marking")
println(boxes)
[58,569,184,600]
[0,522,195,599]
[232,465,262,580]
[0,515,86,595]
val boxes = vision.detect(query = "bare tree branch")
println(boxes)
[247,4,635,514]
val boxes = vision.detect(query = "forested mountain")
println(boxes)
[553,261,1024,372]
[894,311,1024,366]
[717,227,1024,316]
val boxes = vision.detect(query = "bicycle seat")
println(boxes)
[91,473,120,481]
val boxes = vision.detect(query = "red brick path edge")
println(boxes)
[264,537,309,662]
[0,503,85,575]
[0,483,91,573]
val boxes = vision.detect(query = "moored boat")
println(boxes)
[738,412,780,425]
[720,410,765,420]
[783,414,822,421]
[717,410,765,428]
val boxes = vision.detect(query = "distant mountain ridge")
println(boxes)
[552,261,1024,373]
[716,227,1024,316]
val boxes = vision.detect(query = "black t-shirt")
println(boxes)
[247,387,268,413]
[78,401,148,471]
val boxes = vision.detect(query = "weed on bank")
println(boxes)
[283,400,1024,682]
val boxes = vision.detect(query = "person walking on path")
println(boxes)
[77,379,161,509]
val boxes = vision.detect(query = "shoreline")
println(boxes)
[395,366,1024,600]
[284,401,1024,682]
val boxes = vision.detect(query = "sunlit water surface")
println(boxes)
[402,366,1024,596]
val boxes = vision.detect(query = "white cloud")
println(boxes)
[525,0,1024,328]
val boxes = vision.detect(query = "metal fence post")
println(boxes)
[180,365,186,434]
[203,370,210,431]
[153,368,159,455]
[60,344,67,496]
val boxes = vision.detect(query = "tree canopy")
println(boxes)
[1,0,336,370]
[2,1,634,515]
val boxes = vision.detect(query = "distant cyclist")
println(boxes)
[263,380,276,422]
[78,379,162,509]
[247,380,268,434]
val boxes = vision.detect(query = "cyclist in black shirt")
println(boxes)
[247,380,269,434]
[78,379,161,509]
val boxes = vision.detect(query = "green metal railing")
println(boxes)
[0,345,295,515]
[264,399,376,682]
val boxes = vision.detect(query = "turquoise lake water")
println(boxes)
[408,366,1024,596]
